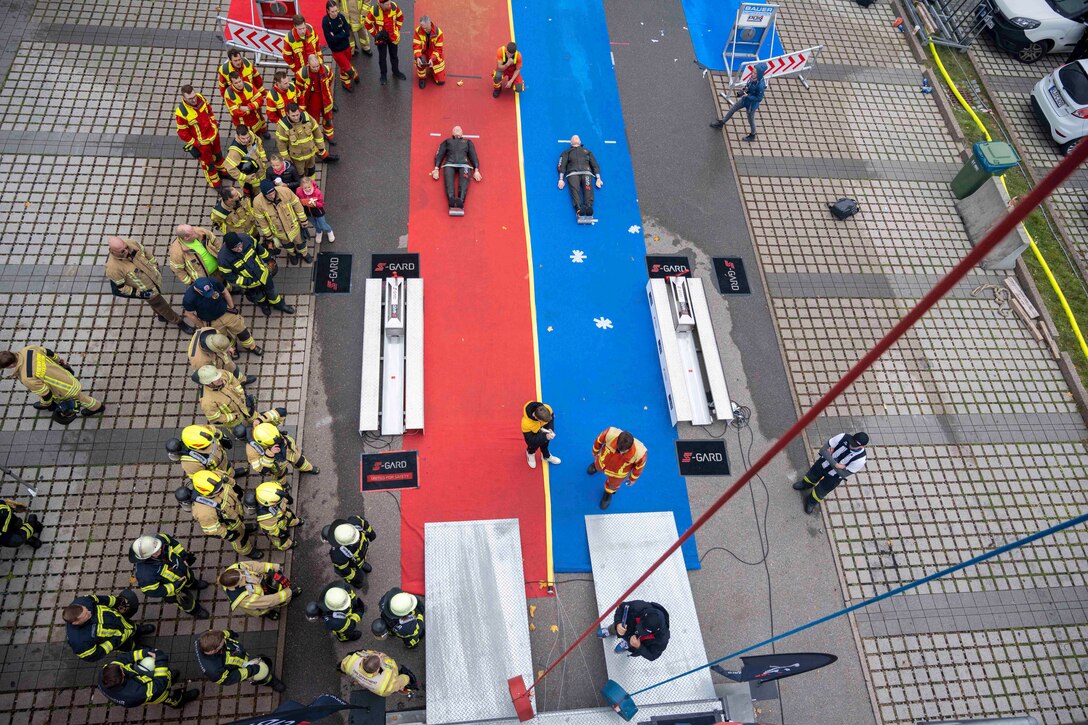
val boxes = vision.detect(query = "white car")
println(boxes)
[982,0,1088,63]
[1030,58,1088,152]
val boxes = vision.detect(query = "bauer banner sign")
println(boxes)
[361,450,420,491]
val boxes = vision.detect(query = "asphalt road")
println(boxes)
[283,1,877,722]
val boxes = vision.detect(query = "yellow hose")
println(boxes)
[928,43,1088,359]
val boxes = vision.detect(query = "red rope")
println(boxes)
[525,138,1088,695]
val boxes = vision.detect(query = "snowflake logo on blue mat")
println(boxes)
[628,224,641,234]
[570,249,587,263]
[594,317,613,330]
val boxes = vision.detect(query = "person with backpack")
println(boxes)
[710,62,768,142]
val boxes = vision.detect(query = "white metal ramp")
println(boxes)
[425,519,534,724]
[586,512,716,706]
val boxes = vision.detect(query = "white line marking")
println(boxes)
[429,132,441,136]
[604,140,617,144]
[558,139,570,143]
[431,133,480,138]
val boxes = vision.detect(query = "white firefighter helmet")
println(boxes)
[251,658,270,682]
[324,586,351,612]
[390,592,418,617]
[132,535,163,560]
[196,365,222,386]
[136,655,156,674]
[333,524,360,546]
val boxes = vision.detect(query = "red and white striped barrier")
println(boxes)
[738,45,823,83]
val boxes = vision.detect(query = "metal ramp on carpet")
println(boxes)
[586,512,716,706]
[425,519,534,724]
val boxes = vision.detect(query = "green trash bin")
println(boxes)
[951,141,1021,199]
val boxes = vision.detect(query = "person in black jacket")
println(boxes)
[266,155,302,192]
[195,628,286,692]
[218,232,295,317]
[63,590,155,662]
[97,648,199,709]
[596,600,670,661]
[430,126,482,212]
[324,1,360,91]
[557,135,603,219]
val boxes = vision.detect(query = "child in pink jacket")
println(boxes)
[297,176,335,245]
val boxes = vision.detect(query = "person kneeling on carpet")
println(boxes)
[431,126,481,216]
[557,134,602,221]
[596,600,670,661]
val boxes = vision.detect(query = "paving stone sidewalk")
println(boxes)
[713,1,1088,723]
[0,1,324,722]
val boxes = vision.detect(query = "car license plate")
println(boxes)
[1049,85,1066,108]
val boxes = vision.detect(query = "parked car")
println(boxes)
[981,0,1088,63]
[1030,58,1088,152]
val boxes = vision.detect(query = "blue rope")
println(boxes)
[629,510,1088,698]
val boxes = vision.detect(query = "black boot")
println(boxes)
[259,302,272,317]
[177,320,196,334]
[418,79,425,89]
[137,624,157,636]
[274,301,297,314]
[362,561,372,573]
[792,480,808,490]
[710,118,725,129]
[803,497,818,515]
[586,463,598,475]
[599,492,612,510]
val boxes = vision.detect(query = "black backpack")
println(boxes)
[829,197,860,220]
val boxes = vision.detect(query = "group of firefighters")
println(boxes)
[49,409,429,710]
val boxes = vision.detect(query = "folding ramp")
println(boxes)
[585,512,719,708]
[425,519,535,724]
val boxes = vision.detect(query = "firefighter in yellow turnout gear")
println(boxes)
[0,346,104,423]
[253,177,312,265]
[254,481,302,551]
[340,649,420,697]
[243,417,319,483]
[217,560,296,619]
[190,470,262,558]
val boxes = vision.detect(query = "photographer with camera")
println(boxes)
[709,62,768,142]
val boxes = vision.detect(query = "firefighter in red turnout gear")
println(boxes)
[412,16,445,89]
[175,85,225,188]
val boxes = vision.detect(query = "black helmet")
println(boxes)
[174,486,193,504]
[852,432,869,447]
[304,601,321,620]
[371,618,388,637]
[165,437,184,454]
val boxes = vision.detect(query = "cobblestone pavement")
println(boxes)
[967,34,1088,268]
[0,0,325,722]
[713,1,1088,723]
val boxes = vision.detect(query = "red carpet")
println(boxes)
[399,1,548,597]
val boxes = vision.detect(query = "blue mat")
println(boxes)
[512,0,699,572]
[682,0,784,72]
